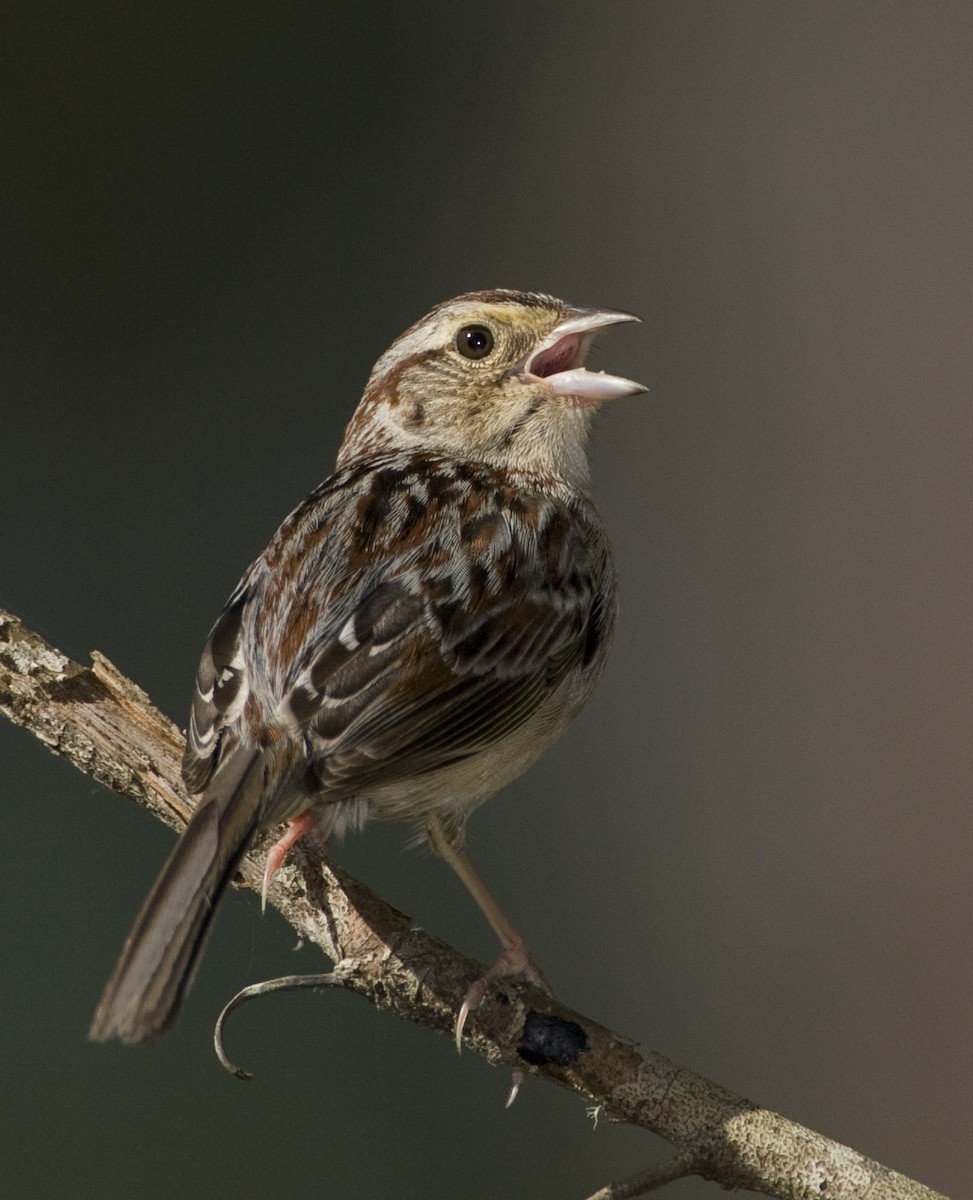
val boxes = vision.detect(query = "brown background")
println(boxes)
[3,3,969,1197]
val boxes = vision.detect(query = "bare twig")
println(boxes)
[0,607,949,1200]
[582,1150,704,1199]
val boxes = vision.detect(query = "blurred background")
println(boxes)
[3,3,969,1196]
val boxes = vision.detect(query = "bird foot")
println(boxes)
[454,938,554,1053]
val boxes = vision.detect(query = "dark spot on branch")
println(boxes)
[516,1010,588,1067]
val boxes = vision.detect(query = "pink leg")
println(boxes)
[261,811,318,912]
[426,816,555,1053]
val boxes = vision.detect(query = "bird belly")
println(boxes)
[358,670,590,833]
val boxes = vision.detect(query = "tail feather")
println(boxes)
[89,751,265,1044]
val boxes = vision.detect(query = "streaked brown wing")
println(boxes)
[183,452,612,810]
[304,604,586,794]
[291,530,606,801]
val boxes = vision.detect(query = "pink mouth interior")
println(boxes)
[529,332,586,378]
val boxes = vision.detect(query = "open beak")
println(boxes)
[523,307,646,406]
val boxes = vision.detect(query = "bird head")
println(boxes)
[340,290,645,488]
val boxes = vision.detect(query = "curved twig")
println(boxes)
[214,964,361,1079]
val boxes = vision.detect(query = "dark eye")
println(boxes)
[456,324,495,360]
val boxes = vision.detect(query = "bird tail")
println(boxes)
[89,750,266,1045]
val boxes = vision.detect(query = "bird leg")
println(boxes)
[426,816,554,1052]
[261,811,320,912]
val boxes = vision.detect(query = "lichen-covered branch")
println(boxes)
[0,607,948,1200]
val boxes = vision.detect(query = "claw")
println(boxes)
[505,1069,525,1109]
[454,976,489,1052]
[454,998,471,1053]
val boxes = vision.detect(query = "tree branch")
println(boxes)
[0,606,948,1200]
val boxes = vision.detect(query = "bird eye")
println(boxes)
[456,324,495,360]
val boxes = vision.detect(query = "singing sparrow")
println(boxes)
[90,289,645,1047]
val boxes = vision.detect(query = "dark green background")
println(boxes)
[3,3,969,1197]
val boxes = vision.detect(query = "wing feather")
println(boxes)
[181,453,614,815]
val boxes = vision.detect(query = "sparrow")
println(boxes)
[89,289,645,1047]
